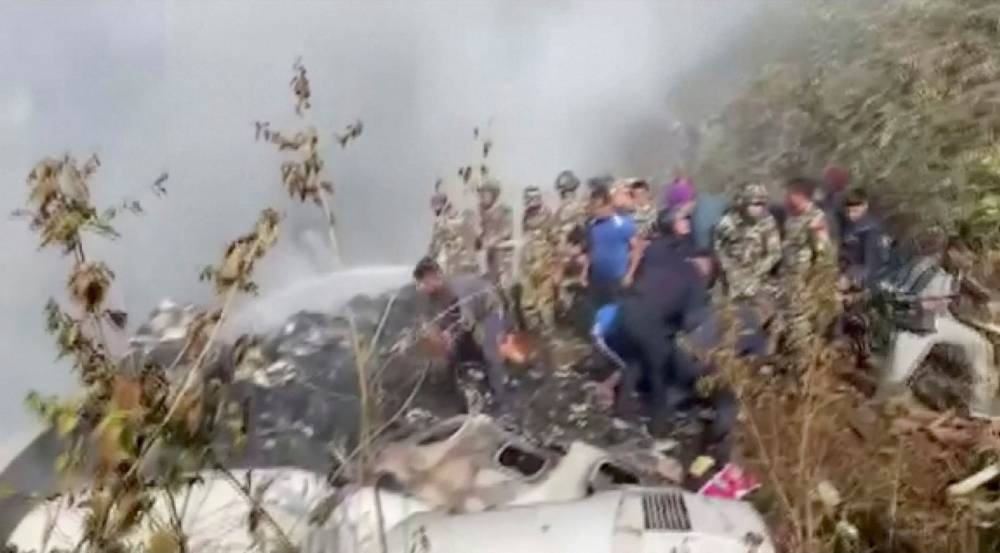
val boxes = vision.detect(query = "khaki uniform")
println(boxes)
[480,200,515,288]
[781,204,838,357]
[553,196,588,316]
[633,202,658,239]
[429,206,481,276]
[520,206,559,332]
[714,210,782,301]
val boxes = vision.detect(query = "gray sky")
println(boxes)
[0,0,776,466]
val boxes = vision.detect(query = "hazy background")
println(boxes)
[0,0,806,467]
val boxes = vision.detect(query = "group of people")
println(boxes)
[414,165,1000,454]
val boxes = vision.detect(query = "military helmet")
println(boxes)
[554,170,580,193]
[523,186,543,208]
[738,182,769,205]
[478,177,501,194]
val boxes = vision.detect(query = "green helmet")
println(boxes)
[738,182,768,205]
[524,186,543,207]
[554,170,580,193]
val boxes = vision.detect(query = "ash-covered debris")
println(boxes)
[124,285,663,474]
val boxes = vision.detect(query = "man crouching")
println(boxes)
[412,257,522,409]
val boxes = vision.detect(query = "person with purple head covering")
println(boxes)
[661,176,727,252]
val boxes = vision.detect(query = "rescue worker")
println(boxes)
[781,177,838,358]
[662,176,727,252]
[427,189,481,276]
[477,178,515,289]
[610,179,636,216]
[629,179,657,239]
[714,183,782,301]
[839,188,891,289]
[585,185,640,307]
[413,257,516,407]
[518,186,559,333]
[590,253,715,430]
[553,170,588,319]
[635,206,694,282]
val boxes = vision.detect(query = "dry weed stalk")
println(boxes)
[8,155,298,553]
[700,264,990,552]
[255,58,363,266]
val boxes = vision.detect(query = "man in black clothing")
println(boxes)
[839,188,891,289]
[591,253,715,421]
[634,207,696,281]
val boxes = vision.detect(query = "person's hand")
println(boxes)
[836,275,851,292]
[498,333,528,365]
[593,382,615,410]
[621,273,634,288]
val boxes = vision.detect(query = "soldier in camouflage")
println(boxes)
[428,190,481,276]
[714,183,782,301]
[519,186,559,333]
[478,178,516,288]
[781,177,838,358]
[552,170,588,318]
[629,179,658,239]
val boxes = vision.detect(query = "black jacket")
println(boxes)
[839,214,891,287]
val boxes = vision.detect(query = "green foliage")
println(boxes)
[694,0,1000,248]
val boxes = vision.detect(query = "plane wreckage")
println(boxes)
[1,283,773,552]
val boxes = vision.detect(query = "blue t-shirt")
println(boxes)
[588,214,636,283]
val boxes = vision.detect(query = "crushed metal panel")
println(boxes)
[640,490,691,531]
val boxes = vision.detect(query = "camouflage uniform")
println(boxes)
[478,179,516,288]
[519,186,559,332]
[428,193,481,276]
[553,171,588,317]
[714,183,782,301]
[781,203,838,357]
[633,202,658,239]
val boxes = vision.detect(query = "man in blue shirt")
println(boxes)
[585,185,640,307]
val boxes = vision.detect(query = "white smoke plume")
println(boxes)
[0,0,799,463]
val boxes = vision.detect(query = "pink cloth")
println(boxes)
[698,463,761,500]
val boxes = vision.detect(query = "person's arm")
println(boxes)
[621,219,640,287]
[713,216,739,281]
[756,217,783,277]
[809,211,835,265]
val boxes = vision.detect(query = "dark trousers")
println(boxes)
[608,297,674,418]
[449,313,508,403]
[588,278,623,311]
[667,347,738,447]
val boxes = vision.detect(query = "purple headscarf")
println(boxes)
[663,177,696,209]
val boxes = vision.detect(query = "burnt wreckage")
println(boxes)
[1,282,737,548]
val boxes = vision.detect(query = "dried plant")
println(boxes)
[7,151,297,553]
[255,57,362,266]
[457,124,495,194]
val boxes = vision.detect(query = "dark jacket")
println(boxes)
[635,233,694,281]
[631,260,709,336]
[839,214,891,288]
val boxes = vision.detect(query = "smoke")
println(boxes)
[0,0,796,463]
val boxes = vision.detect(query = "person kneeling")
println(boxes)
[412,257,522,410]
